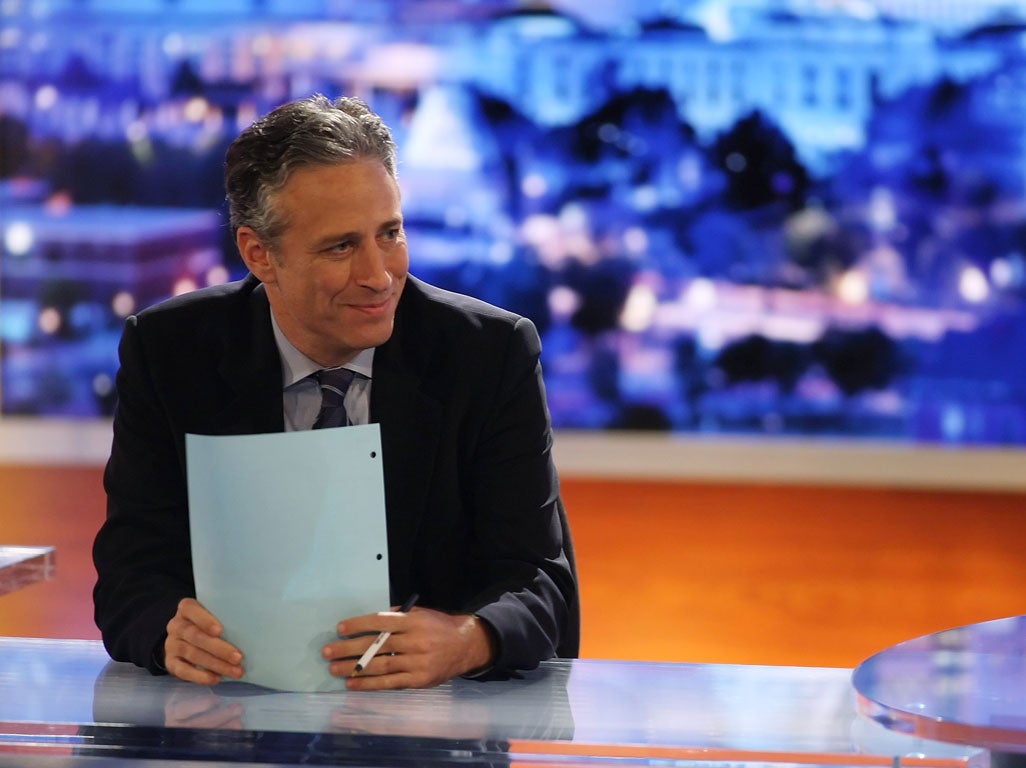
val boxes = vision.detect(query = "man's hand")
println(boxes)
[164,598,244,685]
[322,607,495,690]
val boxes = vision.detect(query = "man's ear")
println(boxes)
[237,227,276,283]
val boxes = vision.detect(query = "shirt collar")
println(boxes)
[269,312,375,389]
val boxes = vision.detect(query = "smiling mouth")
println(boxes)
[349,298,392,314]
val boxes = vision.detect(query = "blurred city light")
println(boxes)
[959,266,990,304]
[3,222,34,257]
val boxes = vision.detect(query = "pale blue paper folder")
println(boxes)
[186,425,390,692]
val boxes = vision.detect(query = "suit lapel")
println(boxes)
[210,278,284,436]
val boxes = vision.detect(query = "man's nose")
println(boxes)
[353,244,393,288]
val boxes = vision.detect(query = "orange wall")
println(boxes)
[563,479,1026,666]
[2,464,1025,668]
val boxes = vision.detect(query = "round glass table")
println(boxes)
[853,615,1026,758]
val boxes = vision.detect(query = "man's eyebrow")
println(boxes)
[309,218,404,250]
[310,231,359,250]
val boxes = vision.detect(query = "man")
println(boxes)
[93,94,579,691]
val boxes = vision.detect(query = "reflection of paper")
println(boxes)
[186,425,390,693]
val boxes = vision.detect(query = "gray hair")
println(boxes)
[224,94,398,244]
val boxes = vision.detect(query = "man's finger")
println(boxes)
[173,640,243,676]
[346,669,420,691]
[176,598,224,636]
[165,656,225,686]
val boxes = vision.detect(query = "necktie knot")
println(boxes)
[312,367,356,429]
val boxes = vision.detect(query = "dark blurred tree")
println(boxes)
[170,60,205,97]
[713,334,811,394]
[558,87,692,163]
[52,139,138,204]
[561,258,636,336]
[864,72,1022,201]
[610,403,672,431]
[0,113,29,178]
[711,109,809,211]
[907,144,950,198]
[57,54,103,89]
[813,327,902,396]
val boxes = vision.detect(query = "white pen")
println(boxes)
[353,593,419,673]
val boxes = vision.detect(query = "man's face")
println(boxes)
[242,160,409,367]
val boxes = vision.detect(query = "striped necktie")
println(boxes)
[312,367,356,429]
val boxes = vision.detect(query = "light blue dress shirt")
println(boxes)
[269,313,374,431]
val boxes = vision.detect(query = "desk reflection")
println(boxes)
[89,660,573,765]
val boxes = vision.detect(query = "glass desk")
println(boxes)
[0,637,983,767]
[854,615,1026,757]
[0,546,55,596]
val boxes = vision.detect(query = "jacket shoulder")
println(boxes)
[402,276,526,332]
[391,276,541,377]
[135,275,261,325]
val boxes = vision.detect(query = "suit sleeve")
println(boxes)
[93,316,194,674]
[462,316,579,675]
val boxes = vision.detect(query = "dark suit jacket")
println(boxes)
[93,274,579,678]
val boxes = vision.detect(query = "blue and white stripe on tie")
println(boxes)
[312,367,357,429]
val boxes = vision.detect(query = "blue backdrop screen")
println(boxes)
[3,1,1026,446]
